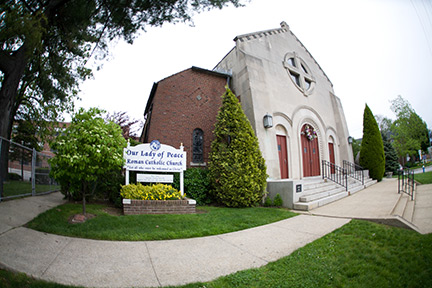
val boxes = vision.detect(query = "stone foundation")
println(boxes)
[122,198,196,215]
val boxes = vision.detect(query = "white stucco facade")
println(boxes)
[215,22,353,180]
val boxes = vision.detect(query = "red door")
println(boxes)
[301,125,320,177]
[328,142,335,174]
[277,135,289,179]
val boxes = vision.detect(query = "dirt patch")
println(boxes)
[69,213,96,224]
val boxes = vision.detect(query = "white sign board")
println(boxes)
[124,141,186,172]
[137,174,173,183]
[123,140,186,196]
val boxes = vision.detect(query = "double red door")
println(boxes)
[301,126,320,177]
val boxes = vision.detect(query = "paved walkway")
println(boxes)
[0,179,431,287]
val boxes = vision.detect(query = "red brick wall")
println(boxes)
[145,68,227,167]
[123,199,196,215]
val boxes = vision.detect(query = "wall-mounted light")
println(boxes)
[348,136,354,144]
[263,113,273,129]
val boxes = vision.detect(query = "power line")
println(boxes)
[411,0,432,58]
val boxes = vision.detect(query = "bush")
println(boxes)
[121,183,183,200]
[8,173,22,181]
[359,105,385,181]
[273,194,283,207]
[263,196,273,207]
[96,170,124,208]
[173,168,212,205]
[209,87,267,207]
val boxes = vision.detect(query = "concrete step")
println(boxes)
[295,174,377,211]
[302,182,341,196]
[294,191,348,211]
[299,186,346,202]
[364,178,377,187]
[403,198,415,223]
[348,183,364,195]
[392,193,408,218]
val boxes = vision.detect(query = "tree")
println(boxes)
[106,111,142,142]
[49,108,126,215]
[382,133,399,174]
[0,0,243,141]
[0,0,243,198]
[208,87,267,207]
[359,104,385,181]
[390,95,429,163]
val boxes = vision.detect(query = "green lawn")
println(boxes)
[2,180,60,198]
[415,171,432,184]
[26,203,297,241]
[3,219,432,288]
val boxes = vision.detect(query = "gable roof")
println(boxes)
[232,21,333,87]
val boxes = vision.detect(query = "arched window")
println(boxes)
[192,128,204,163]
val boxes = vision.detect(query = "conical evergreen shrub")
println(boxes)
[382,133,400,174]
[359,104,385,181]
[208,87,267,207]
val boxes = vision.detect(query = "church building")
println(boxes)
[141,22,364,209]
[214,21,353,180]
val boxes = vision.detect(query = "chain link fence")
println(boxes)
[0,136,60,201]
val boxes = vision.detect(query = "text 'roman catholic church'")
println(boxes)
[141,22,357,208]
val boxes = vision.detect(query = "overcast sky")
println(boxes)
[77,0,432,139]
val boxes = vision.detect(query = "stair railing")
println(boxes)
[398,168,415,200]
[322,160,348,191]
[343,160,364,185]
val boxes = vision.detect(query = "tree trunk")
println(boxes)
[82,181,87,215]
[0,44,30,196]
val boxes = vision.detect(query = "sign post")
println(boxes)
[124,140,187,196]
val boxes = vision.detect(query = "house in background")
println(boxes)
[140,67,230,167]
[140,22,375,210]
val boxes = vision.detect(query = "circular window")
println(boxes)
[283,53,315,96]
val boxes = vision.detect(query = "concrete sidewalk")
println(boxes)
[0,194,349,288]
[310,178,432,234]
[0,179,431,288]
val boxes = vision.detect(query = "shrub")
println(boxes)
[359,104,385,181]
[273,193,283,207]
[121,183,183,200]
[8,173,22,181]
[263,196,273,207]
[209,87,267,207]
[173,168,212,205]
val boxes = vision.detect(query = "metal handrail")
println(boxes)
[398,169,415,200]
[343,160,364,185]
[322,160,348,191]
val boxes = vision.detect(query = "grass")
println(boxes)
[2,180,60,198]
[3,219,432,288]
[176,220,432,288]
[415,171,432,184]
[0,269,80,288]
[26,203,297,241]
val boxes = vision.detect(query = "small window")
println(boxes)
[290,72,300,86]
[287,57,296,67]
[301,64,308,74]
[192,128,204,163]
[305,79,311,90]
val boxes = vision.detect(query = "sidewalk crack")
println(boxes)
[40,237,73,277]
[145,242,162,287]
